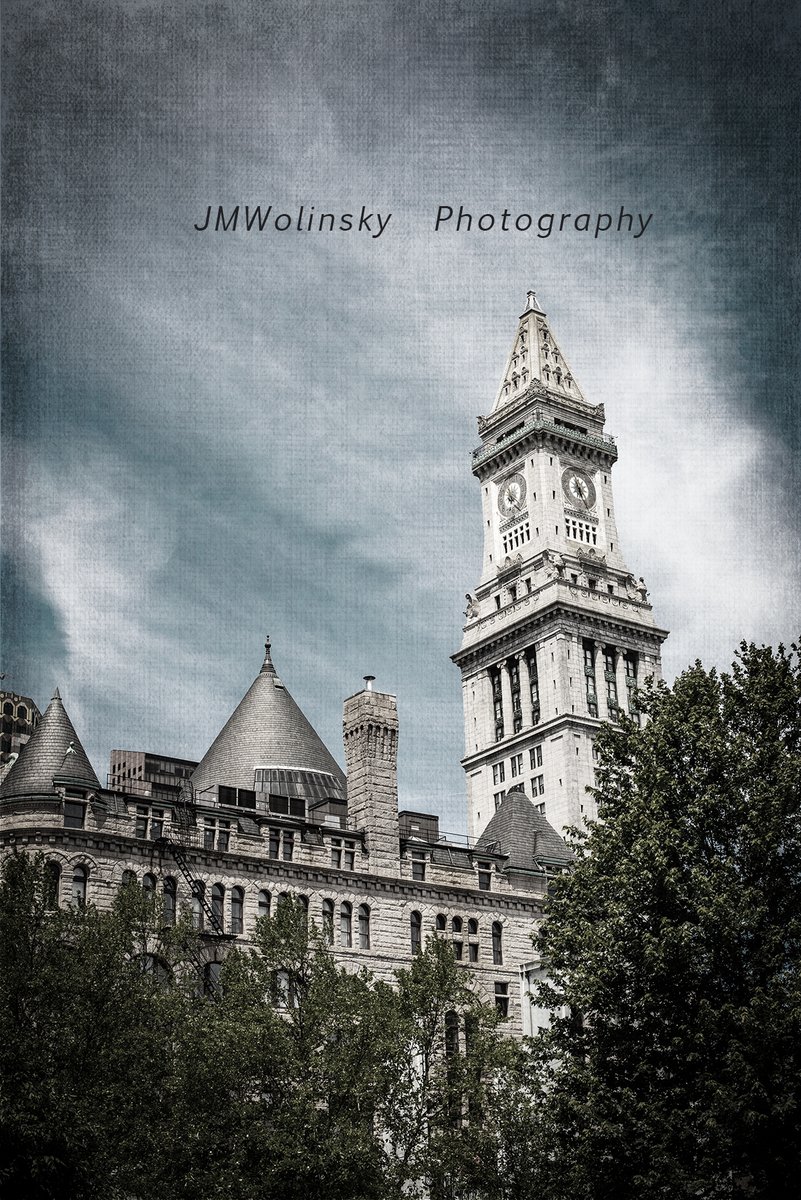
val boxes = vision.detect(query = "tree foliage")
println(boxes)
[0,858,515,1200]
[513,642,801,1200]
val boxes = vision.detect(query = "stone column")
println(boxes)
[517,653,532,726]
[615,648,629,717]
[500,660,514,736]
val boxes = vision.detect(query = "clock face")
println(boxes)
[497,472,527,517]
[561,467,596,510]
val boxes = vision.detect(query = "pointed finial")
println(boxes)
[524,289,542,314]
[52,687,62,701]
[261,637,275,674]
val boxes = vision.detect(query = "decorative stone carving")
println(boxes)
[464,593,480,620]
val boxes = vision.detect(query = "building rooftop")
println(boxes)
[191,640,346,795]
[0,688,100,798]
[475,786,573,872]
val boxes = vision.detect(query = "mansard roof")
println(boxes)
[191,640,346,794]
[475,786,572,872]
[491,289,586,413]
[0,688,100,798]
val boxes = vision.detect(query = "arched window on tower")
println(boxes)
[163,877,177,926]
[492,921,503,965]
[435,913,447,933]
[410,910,422,954]
[211,883,225,931]
[45,861,61,909]
[142,872,157,897]
[340,902,352,948]
[191,882,205,930]
[258,889,271,921]
[358,904,371,950]
[230,886,244,935]
[322,899,334,944]
[71,864,87,908]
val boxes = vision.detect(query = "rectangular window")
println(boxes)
[217,821,230,852]
[535,801,546,815]
[135,806,149,839]
[411,852,426,882]
[493,790,506,809]
[492,762,505,785]
[218,785,237,806]
[531,774,545,795]
[453,941,463,961]
[510,753,523,778]
[494,981,509,1018]
[530,745,543,769]
[331,838,356,870]
[282,831,294,861]
[150,809,164,840]
[477,862,492,891]
[237,788,256,809]
[468,942,479,963]
[204,819,216,850]
[269,829,281,859]
[64,801,85,830]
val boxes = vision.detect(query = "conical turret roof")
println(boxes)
[492,289,586,413]
[0,688,100,798]
[191,640,346,794]
[475,786,572,871]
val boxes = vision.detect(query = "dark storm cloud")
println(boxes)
[2,0,798,824]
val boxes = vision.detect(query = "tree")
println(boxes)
[0,853,194,1200]
[512,642,801,1200]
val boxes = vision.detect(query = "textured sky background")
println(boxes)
[3,1,799,831]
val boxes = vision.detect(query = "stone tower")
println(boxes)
[343,679,400,877]
[453,291,669,839]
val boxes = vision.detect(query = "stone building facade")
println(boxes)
[0,291,665,1035]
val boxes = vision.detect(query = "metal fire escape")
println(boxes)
[153,780,231,994]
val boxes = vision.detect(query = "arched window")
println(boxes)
[191,881,205,930]
[230,886,244,935]
[358,904,371,950]
[322,898,334,944]
[410,910,422,954]
[2,702,13,716]
[277,891,291,908]
[435,913,447,932]
[204,961,222,998]
[211,883,225,931]
[492,921,503,965]
[141,954,171,986]
[340,901,352,948]
[163,877,177,926]
[17,705,27,720]
[257,889,271,920]
[71,864,87,907]
[45,861,61,909]
[451,916,462,934]
[445,1010,460,1056]
[142,872,157,896]
[467,918,478,936]
[121,869,137,889]
[297,894,309,914]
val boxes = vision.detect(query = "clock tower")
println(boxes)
[453,291,669,839]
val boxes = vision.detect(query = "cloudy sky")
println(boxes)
[3,1,799,832]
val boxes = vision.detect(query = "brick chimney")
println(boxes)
[343,677,400,876]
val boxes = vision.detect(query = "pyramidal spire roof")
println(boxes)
[475,786,572,871]
[0,688,100,798]
[191,639,346,794]
[491,289,586,413]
